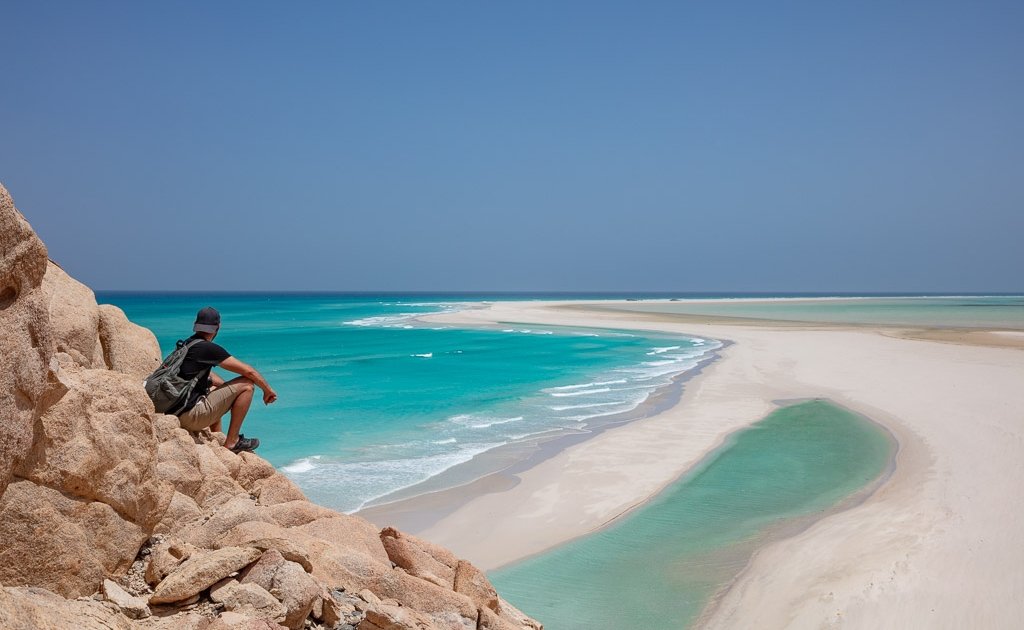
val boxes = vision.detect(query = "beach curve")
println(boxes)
[368,299,1024,628]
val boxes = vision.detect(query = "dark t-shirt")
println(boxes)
[178,334,231,413]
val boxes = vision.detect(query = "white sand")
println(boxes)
[415,300,1024,629]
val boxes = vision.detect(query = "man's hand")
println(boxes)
[263,388,278,405]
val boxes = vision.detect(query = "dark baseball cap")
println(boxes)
[193,306,221,333]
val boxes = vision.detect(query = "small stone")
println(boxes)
[102,579,151,619]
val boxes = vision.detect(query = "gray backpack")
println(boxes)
[144,338,204,415]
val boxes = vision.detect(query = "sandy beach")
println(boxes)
[363,299,1024,628]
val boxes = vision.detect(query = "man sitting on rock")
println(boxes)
[176,306,277,453]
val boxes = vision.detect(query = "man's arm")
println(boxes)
[219,356,278,404]
[209,371,225,389]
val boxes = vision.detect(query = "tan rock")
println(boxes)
[299,539,395,597]
[358,589,382,607]
[196,474,249,510]
[149,546,262,604]
[183,495,271,548]
[265,500,338,528]
[207,610,288,630]
[40,260,101,369]
[316,591,347,625]
[213,445,243,478]
[478,606,526,630]
[239,549,287,592]
[194,444,248,508]
[226,536,313,574]
[210,580,287,624]
[154,491,205,535]
[14,358,173,530]
[268,560,320,629]
[136,611,209,630]
[453,560,499,613]
[496,597,543,630]
[156,427,204,497]
[296,516,390,565]
[152,413,185,441]
[359,602,442,630]
[380,527,457,588]
[97,303,161,378]
[218,520,293,548]
[252,472,307,505]
[369,570,478,629]
[0,479,146,598]
[144,539,195,586]
[0,584,134,630]
[236,451,277,490]
[0,183,53,497]
[102,578,151,619]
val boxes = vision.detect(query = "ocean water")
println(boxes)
[605,295,1024,328]
[490,400,894,629]
[99,293,718,512]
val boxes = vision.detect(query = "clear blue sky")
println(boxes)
[2,1,1021,292]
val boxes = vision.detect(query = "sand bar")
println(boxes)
[366,299,1024,628]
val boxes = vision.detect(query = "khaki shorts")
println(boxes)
[178,382,246,431]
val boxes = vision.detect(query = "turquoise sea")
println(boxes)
[101,293,717,512]
[100,293,956,628]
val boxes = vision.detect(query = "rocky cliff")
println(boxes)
[0,183,542,630]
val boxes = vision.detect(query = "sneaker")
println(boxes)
[229,434,260,453]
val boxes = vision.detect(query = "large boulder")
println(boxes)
[14,355,173,530]
[359,602,442,630]
[0,480,147,597]
[295,516,390,565]
[0,182,53,497]
[97,303,161,378]
[0,583,134,630]
[40,260,102,368]
[149,546,262,605]
[380,527,457,589]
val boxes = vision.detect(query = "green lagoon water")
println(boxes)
[490,400,894,629]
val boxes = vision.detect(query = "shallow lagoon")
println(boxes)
[490,400,894,629]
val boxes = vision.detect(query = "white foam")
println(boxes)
[544,379,627,392]
[469,416,524,429]
[432,438,457,445]
[411,353,433,358]
[646,346,681,355]
[343,313,421,327]
[548,401,625,412]
[282,455,322,474]
[548,387,612,397]
[449,414,525,429]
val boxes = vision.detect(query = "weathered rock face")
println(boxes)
[0,183,542,630]
[0,479,147,597]
[97,304,161,379]
[0,182,53,498]
[40,260,103,368]
[15,354,173,529]
[0,583,134,630]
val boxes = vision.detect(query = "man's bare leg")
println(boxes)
[219,377,255,449]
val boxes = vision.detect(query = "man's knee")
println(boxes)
[228,377,255,392]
